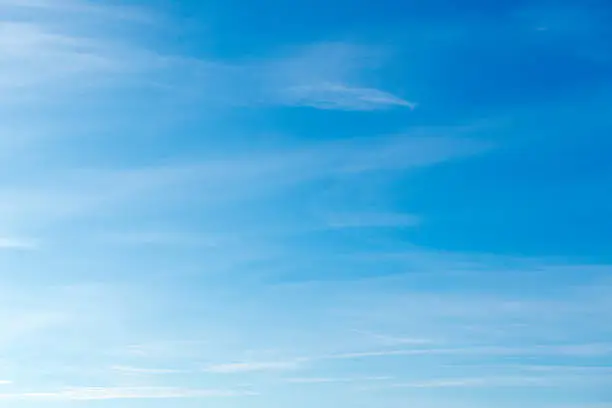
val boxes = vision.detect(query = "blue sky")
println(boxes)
[0,0,611,407]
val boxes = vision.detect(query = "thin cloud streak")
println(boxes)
[0,387,254,400]
[323,212,422,229]
[196,343,612,376]
[385,377,558,389]
[0,131,490,231]
[323,343,612,361]
[203,360,302,374]
[110,365,184,375]
[286,376,391,384]
[280,83,416,111]
[0,237,37,250]
[1,4,411,111]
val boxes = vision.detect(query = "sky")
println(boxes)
[0,0,611,407]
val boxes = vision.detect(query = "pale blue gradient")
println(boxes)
[0,0,611,407]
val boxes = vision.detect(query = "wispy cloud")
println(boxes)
[0,386,254,400]
[279,83,416,111]
[0,19,146,99]
[286,376,391,384]
[379,371,612,390]
[0,236,37,250]
[203,360,302,374]
[0,130,490,233]
[1,3,412,112]
[110,365,183,375]
[323,343,612,361]
[514,2,612,61]
[115,341,211,363]
[352,330,439,346]
[0,0,489,239]
[323,212,421,229]
[2,2,608,408]
[263,42,415,110]
[102,231,219,247]
[386,376,556,389]
[0,0,154,21]
[0,285,76,349]
[193,342,612,376]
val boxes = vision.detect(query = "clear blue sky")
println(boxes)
[0,0,611,407]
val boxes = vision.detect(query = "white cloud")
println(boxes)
[353,330,438,346]
[0,386,254,400]
[501,364,612,374]
[203,360,302,374]
[346,343,612,360]
[0,236,37,250]
[388,376,554,388]
[286,376,391,384]
[110,365,183,375]
[0,20,144,99]
[120,341,209,359]
[102,231,219,247]
[263,42,415,110]
[1,3,412,112]
[0,307,71,350]
[0,0,156,22]
[0,4,607,408]
[280,83,416,111]
[324,212,421,229]
[382,372,612,390]
[515,3,611,60]
[0,1,487,236]
[0,130,490,234]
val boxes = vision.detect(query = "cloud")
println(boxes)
[332,132,492,173]
[286,376,391,384]
[381,371,612,390]
[190,342,612,377]
[387,376,555,389]
[0,0,152,20]
[121,341,209,359]
[110,365,183,375]
[514,2,612,62]
[262,42,415,110]
[1,3,411,112]
[353,330,438,346]
[203,360,301,374]
[324,347,466,360]
[0,237,37,250]
[323,212,421,229]
[0,386,254,400]
[321,343,612,362]
[1,18,489,221]
[3,3,608,407]
[502,364,612,374]
[0,292,73,350]
[0,20,142,98]
[0,1,488,236]
[0,0,192,121]
[279,83,416,111]
[102,231,219,247]
[0,130,490,233]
